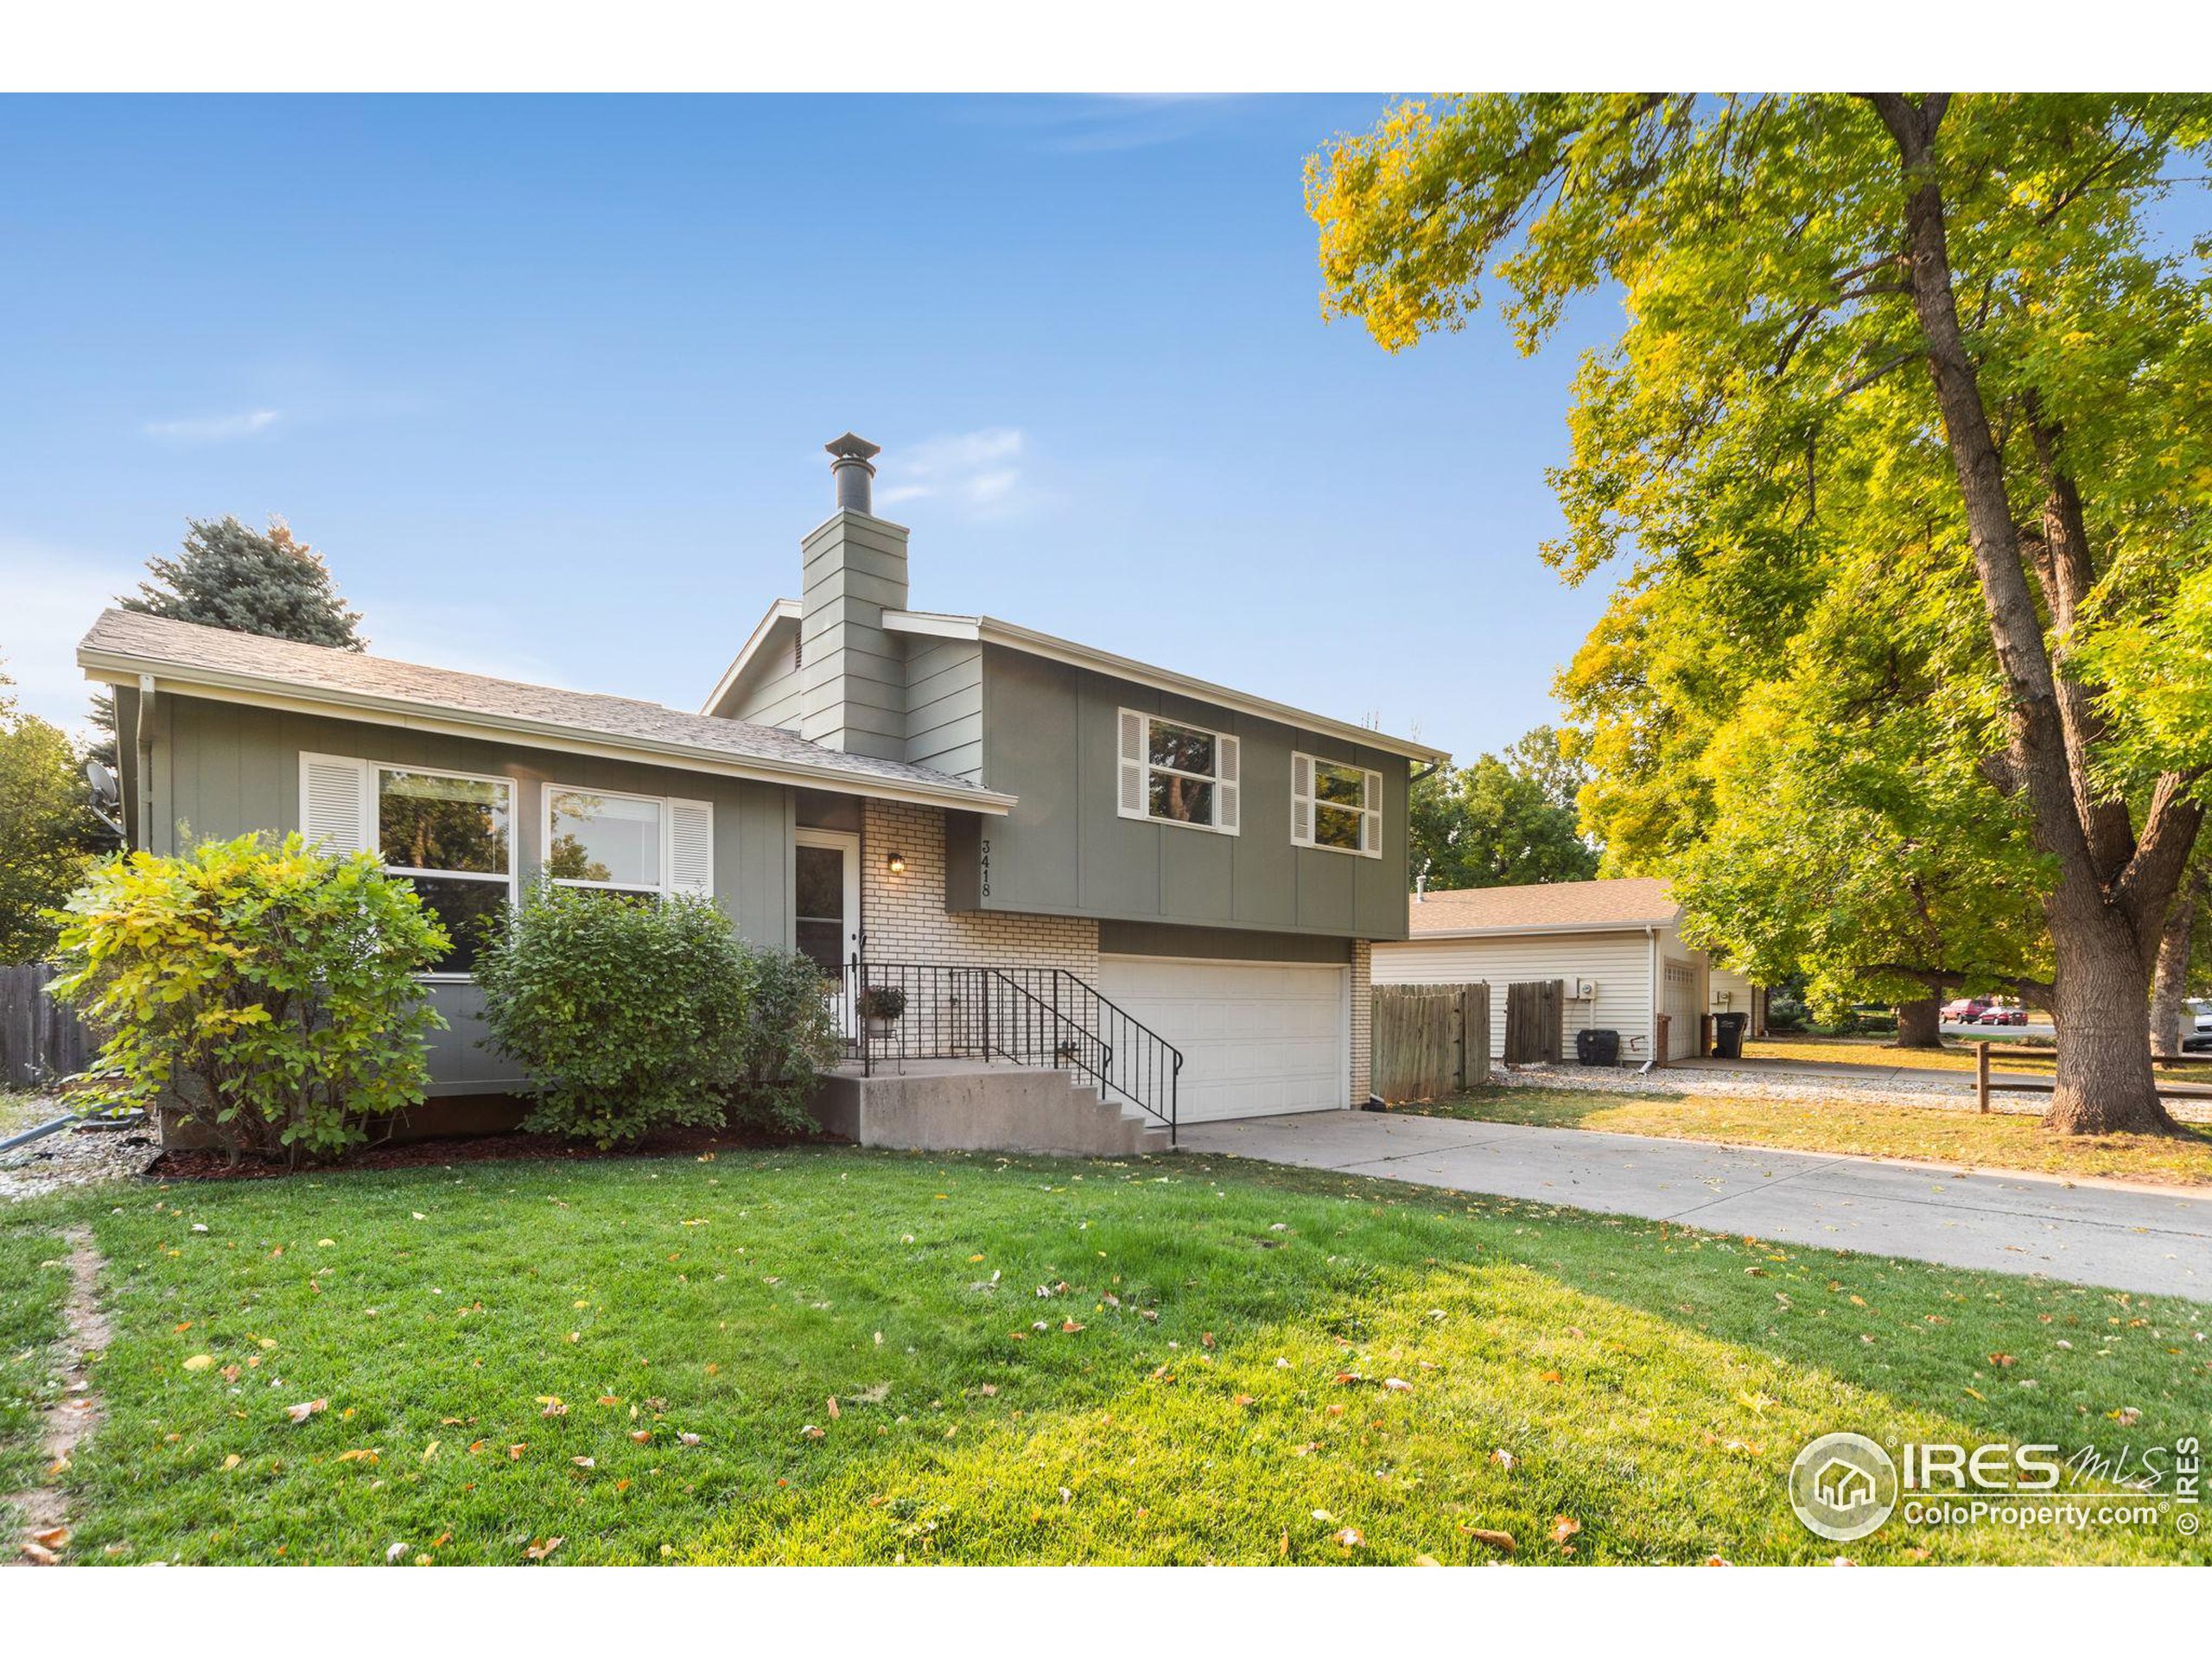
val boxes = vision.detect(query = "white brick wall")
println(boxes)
[1351,938,1373,1103]
[860,798,1099,976]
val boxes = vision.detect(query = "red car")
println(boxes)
[1941,997,1989,1022]
[1977,1005,2028,1027]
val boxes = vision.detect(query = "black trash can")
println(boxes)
[1575,1027,1621,1067]
[1712,1012,1749,1060]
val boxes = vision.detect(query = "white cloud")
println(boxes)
[143,408,283,443]
[878,428,1029,517]
[0,542,136,737]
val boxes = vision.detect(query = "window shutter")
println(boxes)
[668,799,715,896]
[1116,709,1146,819]
[1290,752,1313,846]
[298,753,370,854]
[1361,769,1383,858]
[1215,734,1240,835]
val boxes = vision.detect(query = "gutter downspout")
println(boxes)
[1638,923,1660,1075]
[135,673,156,852]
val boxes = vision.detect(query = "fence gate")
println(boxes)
[1503,979,1564,1065]
[0,962,92,1089]
[1370,982,1491,1103]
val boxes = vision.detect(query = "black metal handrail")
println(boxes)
[834,959,1180,1145]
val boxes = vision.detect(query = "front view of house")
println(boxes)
[79,434,1445,1147]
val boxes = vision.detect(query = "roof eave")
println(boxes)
[880,610,1449,765]
[79,645,1015,817]
[1398,917,1677,941]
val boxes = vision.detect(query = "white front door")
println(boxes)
[1096,957,1350,1122]
[794,830,862,1020]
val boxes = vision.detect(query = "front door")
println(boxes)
[794,830,862,1024]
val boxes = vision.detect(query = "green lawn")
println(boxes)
[1410,1087,2212,1187]
[3,1147,2206,1565]
[1746,1033,2202,1084]
[0,1224,71,1529]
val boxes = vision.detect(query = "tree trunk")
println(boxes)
[2043,906,2177,1134]
[2151,873,2201,1059]
[1893,995,1943,1049]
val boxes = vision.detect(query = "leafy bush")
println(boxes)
[476,882,831,1147]
[1764,989,1808,1032]
[857,985,906,1021]
[731,943,842,1132]
[47,834,448,1165]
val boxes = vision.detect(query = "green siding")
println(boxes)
[904,635,984,782]
[969,646,1410,939]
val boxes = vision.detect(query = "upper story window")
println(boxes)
[1292,753,1382,859]
[374,766,515,975]
[1117,710,1240,835]
[544,785,715,899]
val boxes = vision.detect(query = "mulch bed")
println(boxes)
[145,1123,843,1182]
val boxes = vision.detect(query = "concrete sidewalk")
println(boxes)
[1180,1110,2212,1300]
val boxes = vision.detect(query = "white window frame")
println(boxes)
[541,782,715,899]
[371,760,517,982]
[1292,752,1382,860]
[1117,709,1240,836]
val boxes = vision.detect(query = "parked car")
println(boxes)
[1941,997,1990,1022]
[1976,1004,2028,1027]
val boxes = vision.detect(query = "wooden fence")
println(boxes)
[0,962,92,1090]
[1371,982,1491,1103]
[1503,979,1564,1065]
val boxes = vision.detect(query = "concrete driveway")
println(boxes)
[1181,1110,2212,1300]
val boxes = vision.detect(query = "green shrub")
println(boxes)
[857,985,906,1021]
[1764,989,1808,1032]
[474,882,785,1147]
[46,834,448,1165]
[730,943,842,1132]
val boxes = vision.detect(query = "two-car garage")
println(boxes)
[1096,956,1350,1123]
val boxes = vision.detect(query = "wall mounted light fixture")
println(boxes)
[886,852,906,875]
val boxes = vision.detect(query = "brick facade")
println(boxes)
[858,797,1379,1109]
[859,798,1099,976]
[1351,938,1372,1104]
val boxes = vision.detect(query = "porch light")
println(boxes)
[886,852,906,875]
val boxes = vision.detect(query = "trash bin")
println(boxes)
[1712,1012,1749,1060]
[1575,1027,1621,1067]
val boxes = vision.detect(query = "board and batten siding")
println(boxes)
[146,694,799,1096]
[958,645,1408,940]
[1372,928,1660,1063]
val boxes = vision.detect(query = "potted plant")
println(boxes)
[858,985,907,1038]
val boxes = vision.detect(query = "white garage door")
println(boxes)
[1096,957,1350,1123]
[1663,958,1701,1059]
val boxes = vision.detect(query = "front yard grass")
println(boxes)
[1405,1087,2212,1187]
[3,1147,2205,1565]
[0,1223,70,1524]
[1745,1033,2202,1084]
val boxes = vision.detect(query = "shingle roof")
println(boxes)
[1406,877,1677,936]
[78,610,1007,805]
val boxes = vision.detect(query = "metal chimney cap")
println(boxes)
[825,432,881,463]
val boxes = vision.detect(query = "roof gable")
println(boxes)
[1406,877,1677,937]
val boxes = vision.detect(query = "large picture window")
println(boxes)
[376,767,514,974]
[1292,753,1382,859]
[1116,709,1240,834]
[543,785,717,900]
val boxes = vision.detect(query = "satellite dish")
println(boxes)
[85,760,119,806]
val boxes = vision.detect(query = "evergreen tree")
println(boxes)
[88,515,365,766]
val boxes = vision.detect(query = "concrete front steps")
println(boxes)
[809,1059,1173,1157]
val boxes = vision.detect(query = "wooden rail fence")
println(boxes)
[0,962,92,1090]
[1370,982,1491,1103]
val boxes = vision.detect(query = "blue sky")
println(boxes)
[0,95,1619,763]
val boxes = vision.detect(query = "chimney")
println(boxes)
[798,432,909,760]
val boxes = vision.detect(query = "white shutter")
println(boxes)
[668,798,715,896]
[1290,752,1314,846]
[1215,734,1240,835]
[299,753,370,854]
[1362,769,1383,859]
[1117,709,1147,819]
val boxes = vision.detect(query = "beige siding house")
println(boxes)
[1371,878,1759,1064]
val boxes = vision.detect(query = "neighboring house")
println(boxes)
[1370,877,1763,1064]
[78,433,1445,1144]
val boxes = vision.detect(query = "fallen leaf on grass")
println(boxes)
[524,1536,564,1561]
[827,1396,841,1420]
[572,1457,595,1468]
[29,1527,68,1548]
[800,1425,825,1440]
[285,1398,327,1424]
[1414,1554,1441,1567]
[1060,1319,1084,1334]
[1463,1527,1515,1553]
[1550,1516,1582,1545]
[1539,1370,1562,1385]
[19,1542,58,1566]
[182,1354,214,1371]
[507,1444,527,1460]
[336,1449,379,1464]
[677,1432,702,1447]
[629,1430,652,1444]
[1382,1377,1414,1394]
[1333,1527,1364,1549]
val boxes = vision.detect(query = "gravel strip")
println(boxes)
[0,1101,161,1201]
[1495,1062,2212,1125]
